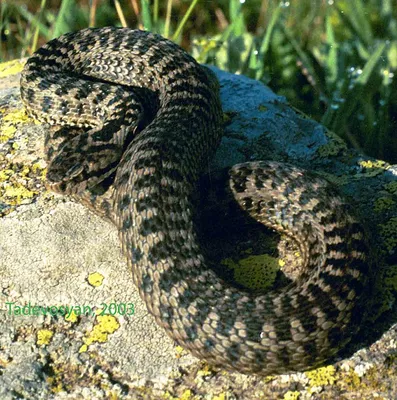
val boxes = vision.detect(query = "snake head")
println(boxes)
[46,152,90,194]
[46,136,122,195]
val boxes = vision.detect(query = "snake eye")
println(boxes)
[66,163,84,179]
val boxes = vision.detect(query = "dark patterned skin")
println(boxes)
[20,27,370,375]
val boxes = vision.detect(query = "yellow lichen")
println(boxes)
[358,159,390,177]
[0,158,46,216]
[79,315,120,353]
[37,329,54,346]
[32,161,47,175]
[87,272,105,287]
[0,122,16,142]
[180,390,192,400]
[305,365,336,387]
[196,364,212,377]
[0,59,25,78]
[0,169,13,182]
[65,310,78,323]
[263,375,276,383]
[374,197,395,213]
[4,184,35,201]
[283,391,301,400]
[46,378,63,394]
[212,394,227,400]
[359,159,389,169]
[2,109,31,124]
[175,345,185,359]
[0,108,31,142]
[338,368,361,391]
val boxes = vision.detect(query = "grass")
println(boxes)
[1,0,396,163]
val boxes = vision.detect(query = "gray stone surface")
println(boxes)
[0,62,396,399]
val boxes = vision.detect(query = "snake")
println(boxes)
[20,27,370,375]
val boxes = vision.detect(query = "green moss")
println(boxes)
[320,172,350,186]
[258,104,268,112]
[384,181,397,195]
[373,197,395,213]
[378,217,397,253]
[222,254,279,290]
[317,130,347,157]
[385,264,397,292]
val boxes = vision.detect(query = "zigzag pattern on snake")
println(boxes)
[20,27,370,375]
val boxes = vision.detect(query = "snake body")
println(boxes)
[20,27,369,375]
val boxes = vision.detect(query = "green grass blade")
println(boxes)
[164,0,173,37]
[172,0,200,42]
[140,0,152,31]
[31,0,47,53]
[325,12,338,87]
[335,1,372,48]
[12,4,50,38]
[356,42,388,85]
[52,0,75,38]
[229,0,245,36]
[350,0,373,45]
[322,42,387,135]
[281,24,321,89]
[255,4,282,80]
[153,0,159,25]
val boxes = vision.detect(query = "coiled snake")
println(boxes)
[20,27,369,375]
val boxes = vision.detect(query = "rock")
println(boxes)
[0,59,396,399]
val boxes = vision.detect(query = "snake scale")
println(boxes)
[20,27,370,375]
